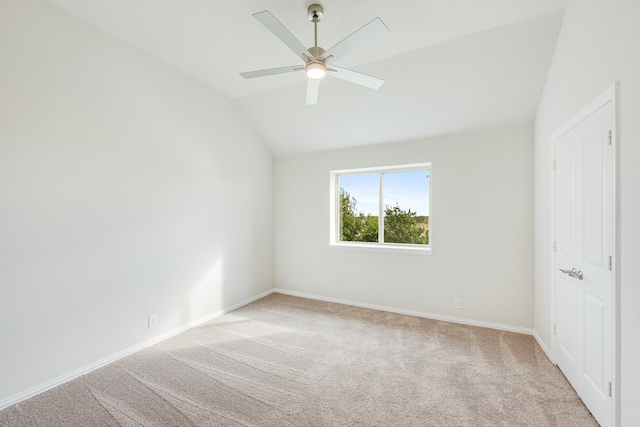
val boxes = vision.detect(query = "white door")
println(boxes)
[554,99,614,427]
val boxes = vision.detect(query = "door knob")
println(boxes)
[559,267,584,280]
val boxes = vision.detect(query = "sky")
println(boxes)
[339,169,430,216]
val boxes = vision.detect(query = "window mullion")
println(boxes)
[378,172,384,243]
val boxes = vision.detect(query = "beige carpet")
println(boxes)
[0,293,598,426]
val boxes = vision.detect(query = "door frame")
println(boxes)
[549,82,619,426]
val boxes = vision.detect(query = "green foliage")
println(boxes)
[339,188,378,242]
[384,204,429,245]
[339,188,428,245]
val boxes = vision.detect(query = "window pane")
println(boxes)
[383,170,430,245]
[338,174,379,242]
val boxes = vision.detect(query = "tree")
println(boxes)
[339,188,428,245]
[339,188,360,241]
[359,214,378,242]
[339,188,378,242]
[384,203,428,244]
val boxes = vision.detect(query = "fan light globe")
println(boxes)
[306,62,326,79]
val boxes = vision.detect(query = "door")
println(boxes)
[554,99,614,427]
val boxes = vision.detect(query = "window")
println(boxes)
[330,163,431,254]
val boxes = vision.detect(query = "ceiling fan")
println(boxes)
[240,4,389,105]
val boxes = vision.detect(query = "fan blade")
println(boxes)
[240,65,301,79]
[319,18,389,63]
[328,66,385,90]
[253,11,311,62]
[306,79,320,105]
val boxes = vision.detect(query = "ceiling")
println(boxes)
[44,0,570,156]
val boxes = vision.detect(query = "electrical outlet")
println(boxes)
[290,276,296,285]
[454,298,462,309]
[148,314,158,329]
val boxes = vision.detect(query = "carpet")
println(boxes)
[0,293,598,426]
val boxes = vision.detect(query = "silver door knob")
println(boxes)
[559,267,584,280]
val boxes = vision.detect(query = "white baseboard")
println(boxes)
[0,289,274,412]
[532,329,554,362]
[273,288,534,335]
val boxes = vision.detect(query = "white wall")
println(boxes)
[275,126,533,329]
[533,0,640,423]
[0,0,273,404]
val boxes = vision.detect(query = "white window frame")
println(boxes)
[329,162,432,255]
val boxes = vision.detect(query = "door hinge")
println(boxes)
[609,255,612,271]
[608,130,612,146]
[553,323,557,335]
[553,159,556,170]
[553,241,557,252]
[608,381,612,397]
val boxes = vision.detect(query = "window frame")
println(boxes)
[329,162,432,255]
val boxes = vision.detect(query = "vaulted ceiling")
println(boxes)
[44,0,569,156]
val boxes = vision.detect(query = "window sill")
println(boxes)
[329,242,433,255]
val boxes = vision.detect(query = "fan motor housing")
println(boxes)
[307,46,326,58]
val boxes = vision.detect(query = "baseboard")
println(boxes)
[273,288,534,335]
[532,329,554,362]
[0,288,274,412]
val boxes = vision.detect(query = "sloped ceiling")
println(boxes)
[44,0,569,156]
